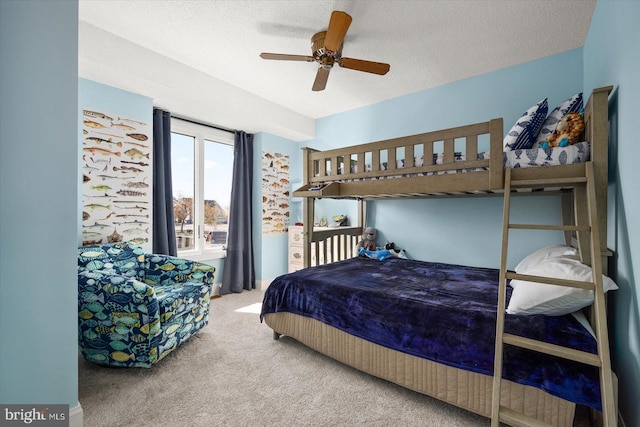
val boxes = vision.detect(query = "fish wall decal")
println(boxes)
[126,133,148,141]
[83,147,121,157]
[123,148,149,160]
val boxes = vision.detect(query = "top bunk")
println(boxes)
[293,86,612,201]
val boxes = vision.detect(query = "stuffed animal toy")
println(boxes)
[385,242,401,255]
[357,227,378,252]
[358,241,408,261]
[358,247,394,261]
[541,112,585,148]
[385,242,408,259]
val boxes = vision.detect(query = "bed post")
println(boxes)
[561,191,573,246]
[301,147,315,269]
[584,86,613,270]
[358,199,365,229]
[488,118,504,189]
[302,198,315,268]
[558,87,612,272]
[583,88,617,426]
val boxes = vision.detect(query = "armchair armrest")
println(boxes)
[78,268,161,342]
[143,254,215,289]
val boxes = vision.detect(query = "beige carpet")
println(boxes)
[78,290,584,426]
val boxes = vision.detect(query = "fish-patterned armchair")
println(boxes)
[77,241,215,367]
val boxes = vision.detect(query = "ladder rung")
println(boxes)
[502,333,602,366]
[498,406,553,427]
[509,223,590,231]
[510,176,587,188]
[506,272,596,290]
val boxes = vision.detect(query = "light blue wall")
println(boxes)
[583,1,640,425]
[306,49,584,268]
[0,0,79,408]
[79,78,152,122]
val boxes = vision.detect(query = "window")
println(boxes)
[170,118,234,259]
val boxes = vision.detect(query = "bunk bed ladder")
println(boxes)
[491,163,617,427]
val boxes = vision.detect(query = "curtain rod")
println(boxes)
[171,115,235,134]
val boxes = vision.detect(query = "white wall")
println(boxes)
[0,0,79,410]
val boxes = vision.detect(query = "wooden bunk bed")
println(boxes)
[261,86,615,426]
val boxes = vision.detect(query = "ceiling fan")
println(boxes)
[260,11,390,91]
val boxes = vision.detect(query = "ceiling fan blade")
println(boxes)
[260,53,314,62]
[324,11,352,52]
[339,57,390,75]
[312,67,331,91]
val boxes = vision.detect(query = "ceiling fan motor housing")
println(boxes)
[312,31,341,69]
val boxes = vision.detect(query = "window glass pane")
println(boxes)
[171,132,195,251]
[204,140,233,249]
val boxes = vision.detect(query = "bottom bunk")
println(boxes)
[260,256,615,426]
[264,312,576,426]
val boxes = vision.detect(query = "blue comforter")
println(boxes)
[261,257,602,410]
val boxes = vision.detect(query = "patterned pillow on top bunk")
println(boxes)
[503,98,548,151]
[503,92,587,168]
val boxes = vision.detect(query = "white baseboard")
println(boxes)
[210,281,270,294]
[211,283,222,297]
[70,402,83,427]
[210,282,269,293]
[257,279,271,291]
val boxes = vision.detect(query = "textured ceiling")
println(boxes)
[78,0,596,141]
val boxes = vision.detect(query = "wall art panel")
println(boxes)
[82,108,152,249]
[262,151,290,235]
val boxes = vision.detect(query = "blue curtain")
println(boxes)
[152,108,177,256]
[221,131,255,294]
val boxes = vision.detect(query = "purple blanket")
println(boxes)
[261,257,602,410]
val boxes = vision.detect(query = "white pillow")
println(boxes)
[507,257,618,316]
[514,244,579,274]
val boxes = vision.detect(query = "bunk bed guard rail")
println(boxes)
[294,118,504,199]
